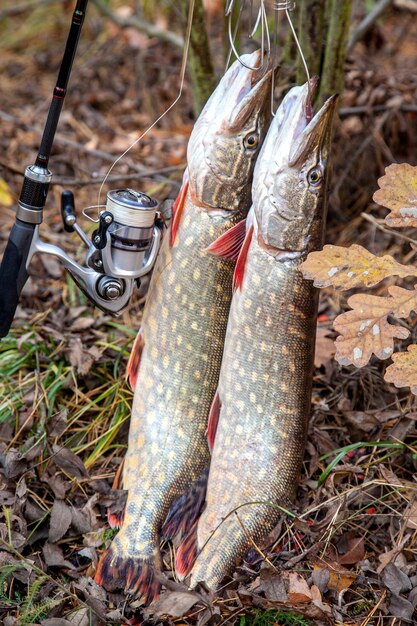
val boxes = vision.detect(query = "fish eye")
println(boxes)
[307,167,323,186]
[244,133,259,150]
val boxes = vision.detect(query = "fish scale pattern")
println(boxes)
[119,195,242,556]
[189,240,318,589]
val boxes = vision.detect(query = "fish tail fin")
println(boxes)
[162,468,208,542]
[95,544,161,605]
[175,519,198,580]
[107,459,126,529]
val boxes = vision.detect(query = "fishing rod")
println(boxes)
[0,0,163,338]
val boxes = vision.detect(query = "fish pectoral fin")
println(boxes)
[162,467,208,541]
[126,330,144,390]
[205,218,247,260]
[95,545,161,606]
[169,171,189,246]
[175,519,198,580]
[233,225,254,291]
[206,390,221,451]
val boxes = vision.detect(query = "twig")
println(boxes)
[0,0,56,20]
[91,0,183,49]
[347,0,393,52]
[339,104,417,116]
[361,212,417,247]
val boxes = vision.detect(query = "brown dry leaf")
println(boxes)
[301,244,417,289]
[315,327,335,380]
[404,499,417,529]
[49,499,72,543]
[52,445,88,479]
[384,344,417,395]
[287,572,313,603]
[149,591,200,617]
[313,561,356,593]
[333,285,417,367]
[337,535,366,565]
[373,163,417,227]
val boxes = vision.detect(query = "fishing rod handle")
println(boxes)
[0,221,37,338]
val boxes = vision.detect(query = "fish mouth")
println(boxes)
[289,87,339,167]
[227,50,278,132]
[257,78,337,170]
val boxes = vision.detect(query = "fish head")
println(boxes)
[253,81,338,255]
[187,50,276,211]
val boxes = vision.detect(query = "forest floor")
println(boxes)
[0,2,416,625]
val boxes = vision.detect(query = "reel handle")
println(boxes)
[0,221,36,338]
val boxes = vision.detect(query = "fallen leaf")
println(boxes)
[287,572,312,603]
[404,499,417,529]
[301,244,417,289]
[255,568,288,602]
[333,285,417,367]
[313,561,356,593]
[41,619,72,626]
[49,499,72,543]
[43,542,75,569]
[52,445,88,479]
[388,593,414,621]
[314,327,336,380]
[150,591,200,617]
[336,535,365,565]
[373,163,417,227]
[47,409,68,439]
[381,563,412,595]
[67,338,101,376]
[385,344,417,395]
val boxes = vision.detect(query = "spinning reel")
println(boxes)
[0,0,164,337]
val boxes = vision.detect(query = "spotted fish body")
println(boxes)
[95,51,274,604]
[187,84,338,590]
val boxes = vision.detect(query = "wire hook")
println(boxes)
[226,0,270,73]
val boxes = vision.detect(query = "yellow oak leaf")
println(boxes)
[373,163,417,227]
[384,344,417,395]
[333,285,417,367]
[0,178,14,207]
[300,244,417,289]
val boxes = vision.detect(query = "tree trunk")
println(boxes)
[180,0,217,114]
[296,0,327,83]
[318,0,353,104]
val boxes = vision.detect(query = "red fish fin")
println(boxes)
[233,225,254,291]
[206,219,247,260]
[175,519,198,580]
[126,331,144,390]
[95,548,161,605]
[107,460,127,528]
[169,177,189,246]
[112,458,125,489]
[162,467,208,541]
[207,391,221,451]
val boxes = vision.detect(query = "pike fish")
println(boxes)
[177,83,338,589]
[94,50,274,605]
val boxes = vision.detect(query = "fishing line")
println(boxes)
[94,0,196,213]
[274,1,312,101]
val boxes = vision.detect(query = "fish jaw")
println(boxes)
[188,50,276,211]
[253,83,338,255]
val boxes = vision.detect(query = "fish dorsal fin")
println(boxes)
[126,330,144,390]
[206,219,247,260]
[170,172,189,247]
[206,390,221,451]
[233,225,254,291]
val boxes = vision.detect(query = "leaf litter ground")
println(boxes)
[0,3,416,625]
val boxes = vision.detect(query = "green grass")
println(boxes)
[239,609,312,626]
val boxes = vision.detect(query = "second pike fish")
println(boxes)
[177,82,338,589]
[95,50,274,604]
